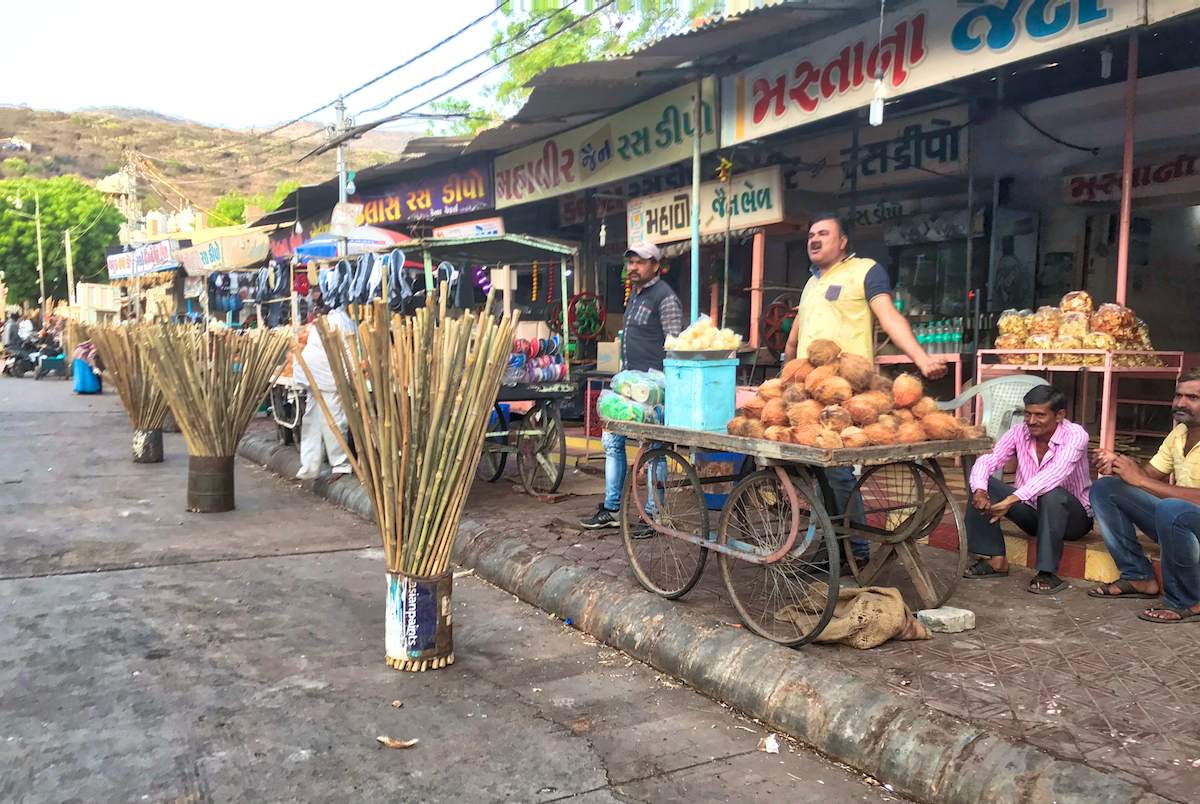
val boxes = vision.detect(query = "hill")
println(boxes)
[0,106,414,211]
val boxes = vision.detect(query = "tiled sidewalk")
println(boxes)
[467,467,1200,802]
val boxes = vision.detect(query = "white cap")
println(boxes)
[624,243,662,261]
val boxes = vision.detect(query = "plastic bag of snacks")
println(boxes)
[1059,290,1094,315]
[997,309,1031,339]
[597,389,662,424]
[1133,319,1154,350]
[611,369,665,405]
[1082,332,1116,365]
[1025,334,1054,353]
[1090,303,1136,337]
[1030,306,1063,337]
[1059,311,1089,339]
[664,314,741,352]
[994,334,1029,365]
[1049,335,1084,365]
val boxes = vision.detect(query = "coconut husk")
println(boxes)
[814,429,844,449]
[876,413,900,431]
[893,373,924,409]
[781,358,814,386]
[859,390,894,414]
[744,419,766,439]
[804,364,839,393]
[863,423,897,445]
[911,396,940,418]
[739,397,766,419]
[791,423,823,446]
[806,339,842,367]
[840,426,870,448]
[819,405,854,432]
[727,416,749,436]
[787,399,824,427]
[837,353,874,393]
[758,378,785,400]
[764,425,793,443]
[761,398,789,427]
[813,376,853,406]
[782,384,809,405]
[920,411,965,440]
[896,422,926,444]
[844,395,880,427]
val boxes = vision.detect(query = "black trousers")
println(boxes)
[966,476,1092,574]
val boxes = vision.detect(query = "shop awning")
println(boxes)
[660,228,763,259]
[294,226,413,261]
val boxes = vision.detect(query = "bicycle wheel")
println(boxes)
[476,404,508,482]
[517,403,565,494]
[718,469,839,646]
[621,447,709,599]
[842,461,967,610]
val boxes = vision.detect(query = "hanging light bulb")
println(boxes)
[869,77,886,127]
[294,219,303,234]
[599,220,607,247]
[1100,42,1114,80]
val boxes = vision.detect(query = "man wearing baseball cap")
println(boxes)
[580,242,684,530]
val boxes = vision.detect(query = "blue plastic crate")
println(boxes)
[663,358,738,432]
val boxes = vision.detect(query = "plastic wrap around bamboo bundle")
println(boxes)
[296,289,518,671]
[137,324,290,511]
[89,324,170,463]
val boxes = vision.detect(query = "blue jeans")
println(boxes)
[824,466,870,562]
[1090,476,1200,610]
[602,432,661,515]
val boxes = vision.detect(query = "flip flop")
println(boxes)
[1138,606,1200,624]
[963,559,1008,579]
[1087,579,1159,599]
[1028,575,1068,595]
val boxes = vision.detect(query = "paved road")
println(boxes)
[0,378,905,803]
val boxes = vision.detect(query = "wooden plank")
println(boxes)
[603,420,993,467]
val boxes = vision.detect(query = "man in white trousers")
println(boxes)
[296,305,356,480]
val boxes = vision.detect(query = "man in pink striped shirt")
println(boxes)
[963,385,1093,594]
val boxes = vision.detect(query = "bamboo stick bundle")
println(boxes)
[296,289,518,577]
[135,324,291,457]
[89,323,170,432]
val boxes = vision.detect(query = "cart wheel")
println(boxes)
[718,469,839,646]
[517,403,565,494]
[476,404,509,483]
[841,461,967,610]
[621,447,709,599]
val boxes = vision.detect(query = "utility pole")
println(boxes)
[335,96,349,203]
[64,228,75,308]
[34,191,45,319]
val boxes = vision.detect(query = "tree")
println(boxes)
[2,157,27,178]
[210,192,246,226]
[248,180,300,214]
[425,2,720,136]
[0,176,124,305]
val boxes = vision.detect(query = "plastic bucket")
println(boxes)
[132,429,164,463]
[187,455,235,513]
[385,572,454,671]
[663,358,738,432]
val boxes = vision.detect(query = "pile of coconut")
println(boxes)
[726,339,985,448]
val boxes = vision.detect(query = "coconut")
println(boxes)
[744,419,766,439]
[813,376,853,406]
[876,413,900,431]
[819,405,854,432]
[782,384,809,405]
[804,364,839,393]
[761,398,789,427]
[758,378,785,400]
[844,395,880,427]
[738,397,766,419]
[787,399,824,427]
[893,373,924,408]
[806,339,843,367]
[790,423,823,447]
[896,421,926,444]
[840,426,870,448]
[964,423,987,439]
[764,425,793,443]
[837,353,875,393]
[814,429,844,450]
[870,374,894,394]
[859,390,894,414]
[920,411,965,440]
[863,423,897,446]
[894,408,916,423]
[726,416,749,436]
[781,358,814,386]
[911,396,940,418]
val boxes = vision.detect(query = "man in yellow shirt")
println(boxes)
[784,213,946,377]
[1089,372,1200,623]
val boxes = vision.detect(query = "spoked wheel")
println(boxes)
[476,404,509,482]
[516,402,565,494]
[718,469,839,646]
[841,461,967,610]
[621,447,709,599]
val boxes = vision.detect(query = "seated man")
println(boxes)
[1088,372,1200,623]
[963,385,1092,594]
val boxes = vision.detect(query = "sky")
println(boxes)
[3,0,505,132]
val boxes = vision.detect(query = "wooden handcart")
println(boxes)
[478,381,573,496]
[605,420,992,646]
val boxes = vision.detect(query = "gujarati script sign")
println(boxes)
[626,167,784,248]
[356,161,492,226]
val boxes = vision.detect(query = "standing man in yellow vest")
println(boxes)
[785,213,946,376]
[784,213,946,567]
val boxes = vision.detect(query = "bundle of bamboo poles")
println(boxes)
[297,288,518,580]
[89,323,170,432]
[136,324,291,457]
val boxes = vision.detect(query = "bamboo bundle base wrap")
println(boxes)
[187,455,235,513]
[132,429,164,463]
[384,572,454,672]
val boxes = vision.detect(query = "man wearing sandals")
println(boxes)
[964,386,1093,594]
[1088,372,1200,623]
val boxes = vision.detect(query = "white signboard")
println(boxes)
[722,0,1144,146]
[106,241,175,280]
[626,166,784,248]
[431,217,506,239]
[494,79,717,209]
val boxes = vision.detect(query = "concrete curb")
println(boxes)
[238,432,1176,804]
